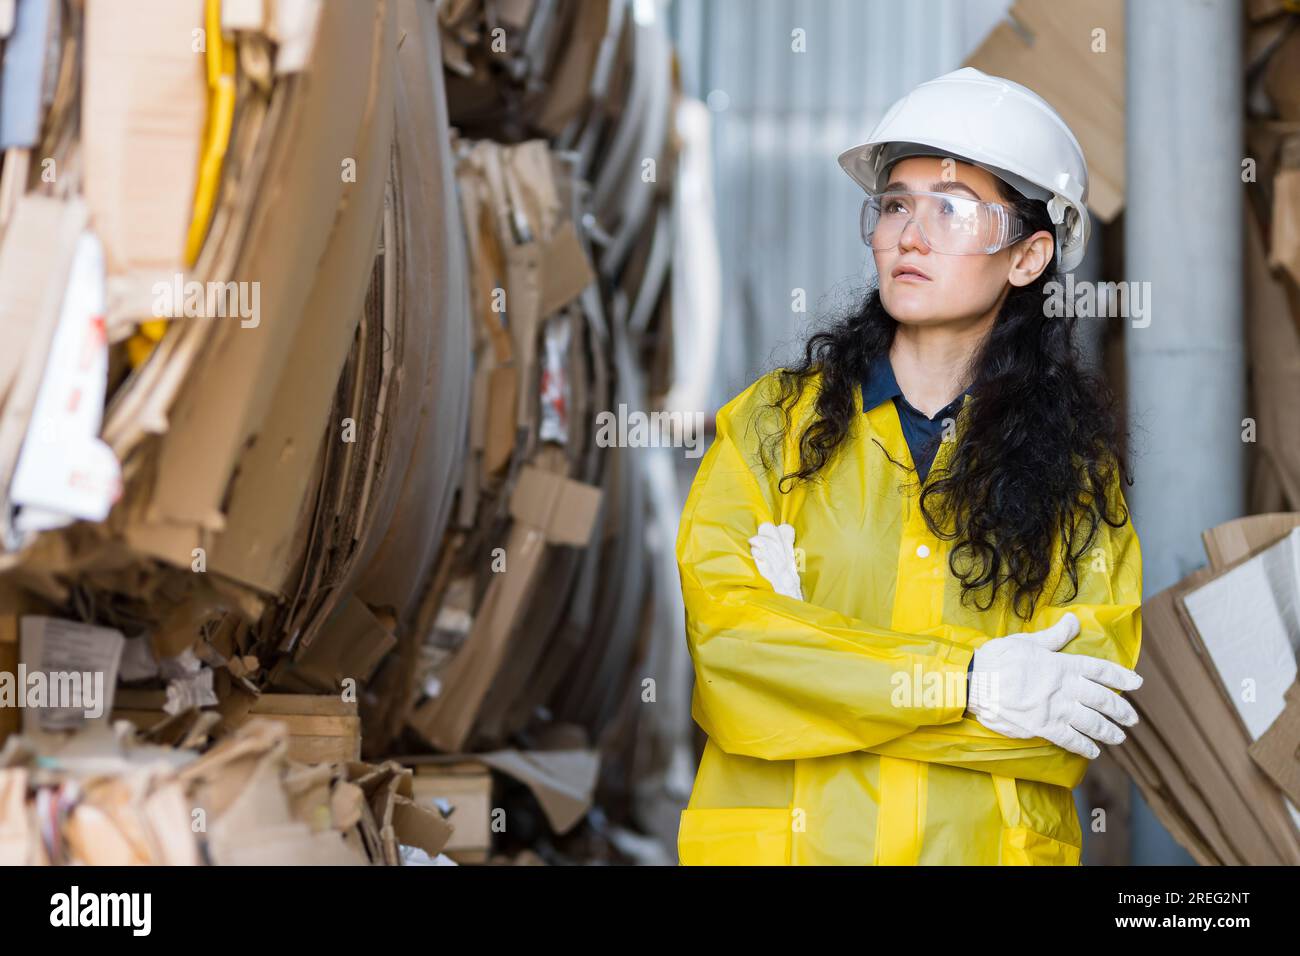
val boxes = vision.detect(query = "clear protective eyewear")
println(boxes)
[860,190,1026,256]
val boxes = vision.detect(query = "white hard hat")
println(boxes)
[838,67,1091,272]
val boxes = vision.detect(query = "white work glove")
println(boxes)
[966,612,1142,760]
[748,521,803,601]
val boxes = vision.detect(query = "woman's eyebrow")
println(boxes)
[934,180,982,198]
[881,180,983,199]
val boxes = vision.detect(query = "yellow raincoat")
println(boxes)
[676,369,1142,865]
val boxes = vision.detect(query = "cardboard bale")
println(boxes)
[0,0,683,868]
[347,0,473,635]
[129,0,395,567]
[202,2,398,596]
[1244,198,1300,511]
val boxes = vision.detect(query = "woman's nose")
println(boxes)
[898,217,930,253]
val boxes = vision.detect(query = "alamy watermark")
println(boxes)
[152,274,261,328]
[594,404,707,458]
[891,664,974,710]
[50,886,151,936]
[0,666,106,720]
[1043,274,1151,329]
[890,664,1004,714]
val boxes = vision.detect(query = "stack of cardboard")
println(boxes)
[0,718,453,865]
[0,0,686,864]
[395,0,682,769]
[1114,515,1300,864]
[0,0,403,716]
[112,689,362,765]
[1245,1,1300,512]
[439,0,623,147]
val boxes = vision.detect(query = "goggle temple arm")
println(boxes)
[989,203,1028,254]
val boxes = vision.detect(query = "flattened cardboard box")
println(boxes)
[134,1,394,555]
[82,0,205,279]
[205,5,397,597]
[410,762,492,858]
[1177,527,1300,841]
[272,593,396,693]
[351,0,474,625]
[0,195,85,410]
[411,463,601,751]
[407,745,598,836]
[1120,514,1300,863]
[0,197,88,536]
[1128,576,1266,864]
[114,692,361,765]
[1250,681,1300,807]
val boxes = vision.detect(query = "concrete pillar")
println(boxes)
[1124,0,1244,866]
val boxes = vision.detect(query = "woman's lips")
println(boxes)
[893,271,930,282]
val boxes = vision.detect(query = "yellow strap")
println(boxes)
[876,756,926,865]
[184,0,236,267]
[992,775,1022,828]
[866,385,968,865]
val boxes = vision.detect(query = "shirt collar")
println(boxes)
[861,352,973,418]
[861,352,903,412]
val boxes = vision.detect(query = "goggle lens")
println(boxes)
[860,190,1025,256]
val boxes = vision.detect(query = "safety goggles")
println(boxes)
[860,190,1027,256]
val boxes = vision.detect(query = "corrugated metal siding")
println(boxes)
[670,0,1011,409]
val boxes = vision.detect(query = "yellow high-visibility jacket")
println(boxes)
[675,369,1142,865]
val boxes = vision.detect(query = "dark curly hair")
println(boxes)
[759,179,1132,621]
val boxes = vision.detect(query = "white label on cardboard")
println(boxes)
[10,231,122,530]
[18,616,124,732]
[538,314,570,444]
[1182,526,1300,829]
[1183,526,1300,740]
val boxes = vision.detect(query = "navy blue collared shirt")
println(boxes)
[860,352,971,484]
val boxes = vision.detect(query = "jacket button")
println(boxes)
[916,544,930,558]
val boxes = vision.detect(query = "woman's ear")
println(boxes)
[1007,229,1055,287]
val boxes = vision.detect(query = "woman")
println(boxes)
[675,68,1143,866]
